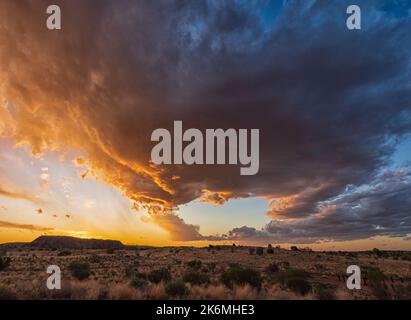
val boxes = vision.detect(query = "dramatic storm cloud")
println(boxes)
[226,167,411,243]
[0,0,410,242]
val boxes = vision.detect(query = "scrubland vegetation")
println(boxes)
[0,244,410,300]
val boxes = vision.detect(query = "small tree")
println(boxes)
[267,244,274,254]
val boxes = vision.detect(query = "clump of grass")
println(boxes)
[148,268,171,284]
[106,248,115,254]
[248,247,255,255]
[68,261,91,281]
[130,277,149,290]
[183,270,210,285]
[221,265,262,290]
[256,247,264,256]
[165,280,189,298]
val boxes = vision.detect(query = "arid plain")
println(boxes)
[0,236,410,300]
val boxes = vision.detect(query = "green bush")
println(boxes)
[165,280,189,297]
[106,248,115,254]
[207,262,217,272]
[364,266,389,299]
[313,283,336,300]
[186,260,202,270]
[221,265,262,290]
[183,270,210,285]
[271,269,312,296]
[130,277,149,290]
[68,261,91,280]
[287,278,312,296]
[0,251,11,271]
[148,268,171,284]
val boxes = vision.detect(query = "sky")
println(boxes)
[0,0,410,250]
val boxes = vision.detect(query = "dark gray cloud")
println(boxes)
[0,0,410,242]
[226,168,411,243]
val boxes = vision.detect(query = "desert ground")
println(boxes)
[1,238,410,300]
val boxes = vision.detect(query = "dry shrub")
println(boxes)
[69,280,103,299]
[231,285,260,300]
[146,283,168,299]
[108,283,143,300]
[265,284,314,300]
[18,279,104,300]
[188,284,228,300]
[334,288,354,300]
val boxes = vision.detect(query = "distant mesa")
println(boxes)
[29,236,125,250]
